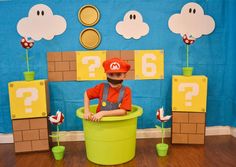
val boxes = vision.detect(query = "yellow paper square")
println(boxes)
[76,51,106,80]
[8,80,49,119]
[134,50,164,80]
[172,75,208,112]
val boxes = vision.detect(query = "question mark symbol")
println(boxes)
[178,83,199,106]
[82,56,100,77]
[16,88,38,113]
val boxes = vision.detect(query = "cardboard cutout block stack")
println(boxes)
[8,80,50,152]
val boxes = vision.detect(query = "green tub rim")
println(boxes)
[76,104,143,121]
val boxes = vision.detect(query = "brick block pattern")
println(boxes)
[172,112,206,144]
[106,50,135,80]
[48,50,135,81]
[12,118,50,153]
[48,52,76,81]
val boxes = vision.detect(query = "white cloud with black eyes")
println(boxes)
[17,4,67,41]
[116,10,149,39]
[168,2,215,39]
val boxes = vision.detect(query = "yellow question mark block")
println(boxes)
[8,80,49,119]
[135,50,164,80]
[172,75,208,112]
[76,51,106,80]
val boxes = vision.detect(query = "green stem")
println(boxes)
[186,44,189,67]
[161,122,164,144]
[57,125,60,146]
[26,49,30,72]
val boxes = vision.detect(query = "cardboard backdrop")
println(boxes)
[0,0,236,133]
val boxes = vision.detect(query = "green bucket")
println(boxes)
[76,105,143,165]
[182,67,193,76]
[52,146,65,160]
[156,143,169,157]
[23,71,35,81]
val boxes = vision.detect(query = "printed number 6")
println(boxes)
[142,54,156,77]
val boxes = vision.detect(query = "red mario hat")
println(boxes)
[103,58,130,73]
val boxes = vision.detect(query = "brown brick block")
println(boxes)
[62,52,76,61]
[30,118,47,129]
[197,124,205,134]
[48,62,55,72]
[48,72,63,81]
[12,119,30,131]
[47,52,62,62]
[188,134,204,144]
[189,113,205,123]
[23,130,39,141]
[172,134,188,144]
[32,140,49,151]
[13,131,22,142]
[172,123,180,133]
[39,129,49,139]
[120,50,134,61]
[172,112,188,123]
[55,62,70,71]
[63,71,76,81]
[125,70,135,80]
[181,123,196,133]
[69,61,76,70]
[15,141,32,152]
[106,50,120,59]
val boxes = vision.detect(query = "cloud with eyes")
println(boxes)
[116,10,149,39]
[17,4,67,41]
[168,2,215,39]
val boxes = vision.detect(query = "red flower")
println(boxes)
[20,37,34,49]
[182,34,195,45]
[49,111,65,126]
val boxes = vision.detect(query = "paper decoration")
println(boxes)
[156,107,171,122]
[168,2,215,41]
[17,4,67,41]
[116,10,149,39]
[49,111,64,125]
[172,75,208,112]
[76,51,106,80]
[8,80,49,119]
[78,5,100,26]
[135,50,164,80]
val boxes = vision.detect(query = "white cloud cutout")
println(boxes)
[17,4,67,41]
[168,2,215,39]
[116,10,149,39]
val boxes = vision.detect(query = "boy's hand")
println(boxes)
[83,111,93,120]
[91,111,105,122]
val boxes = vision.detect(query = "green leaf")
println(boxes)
[155,125,161,129]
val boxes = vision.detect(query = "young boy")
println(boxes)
[84,58,131,122]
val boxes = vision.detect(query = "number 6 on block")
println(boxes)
[135,50,164,80]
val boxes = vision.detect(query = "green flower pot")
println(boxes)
[156,143,169,157]
[52,146,65,160]
[23,71,35,81]
[182,67,193,76]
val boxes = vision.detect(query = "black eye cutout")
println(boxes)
[41,10,44,16]
[133,14,136,19]
[189,8,192,13]
[193,9,196,14]
[130,14,132,19]
[37,10,40,15]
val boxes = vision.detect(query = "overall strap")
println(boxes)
[102,83,109,101]
[117,86,126,104]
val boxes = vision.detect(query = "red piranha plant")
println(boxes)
[20,37,35,81]
[49,110,65,161]
[155,107,171,157]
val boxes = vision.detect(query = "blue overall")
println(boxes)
[100,83,126,111]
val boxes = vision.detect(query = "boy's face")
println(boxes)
[106,72,126,80]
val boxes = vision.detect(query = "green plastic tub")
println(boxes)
[76,105,143,165]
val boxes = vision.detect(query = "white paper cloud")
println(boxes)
[116,10,149,39]
[17,4,67,41]
[168,2,215,39]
